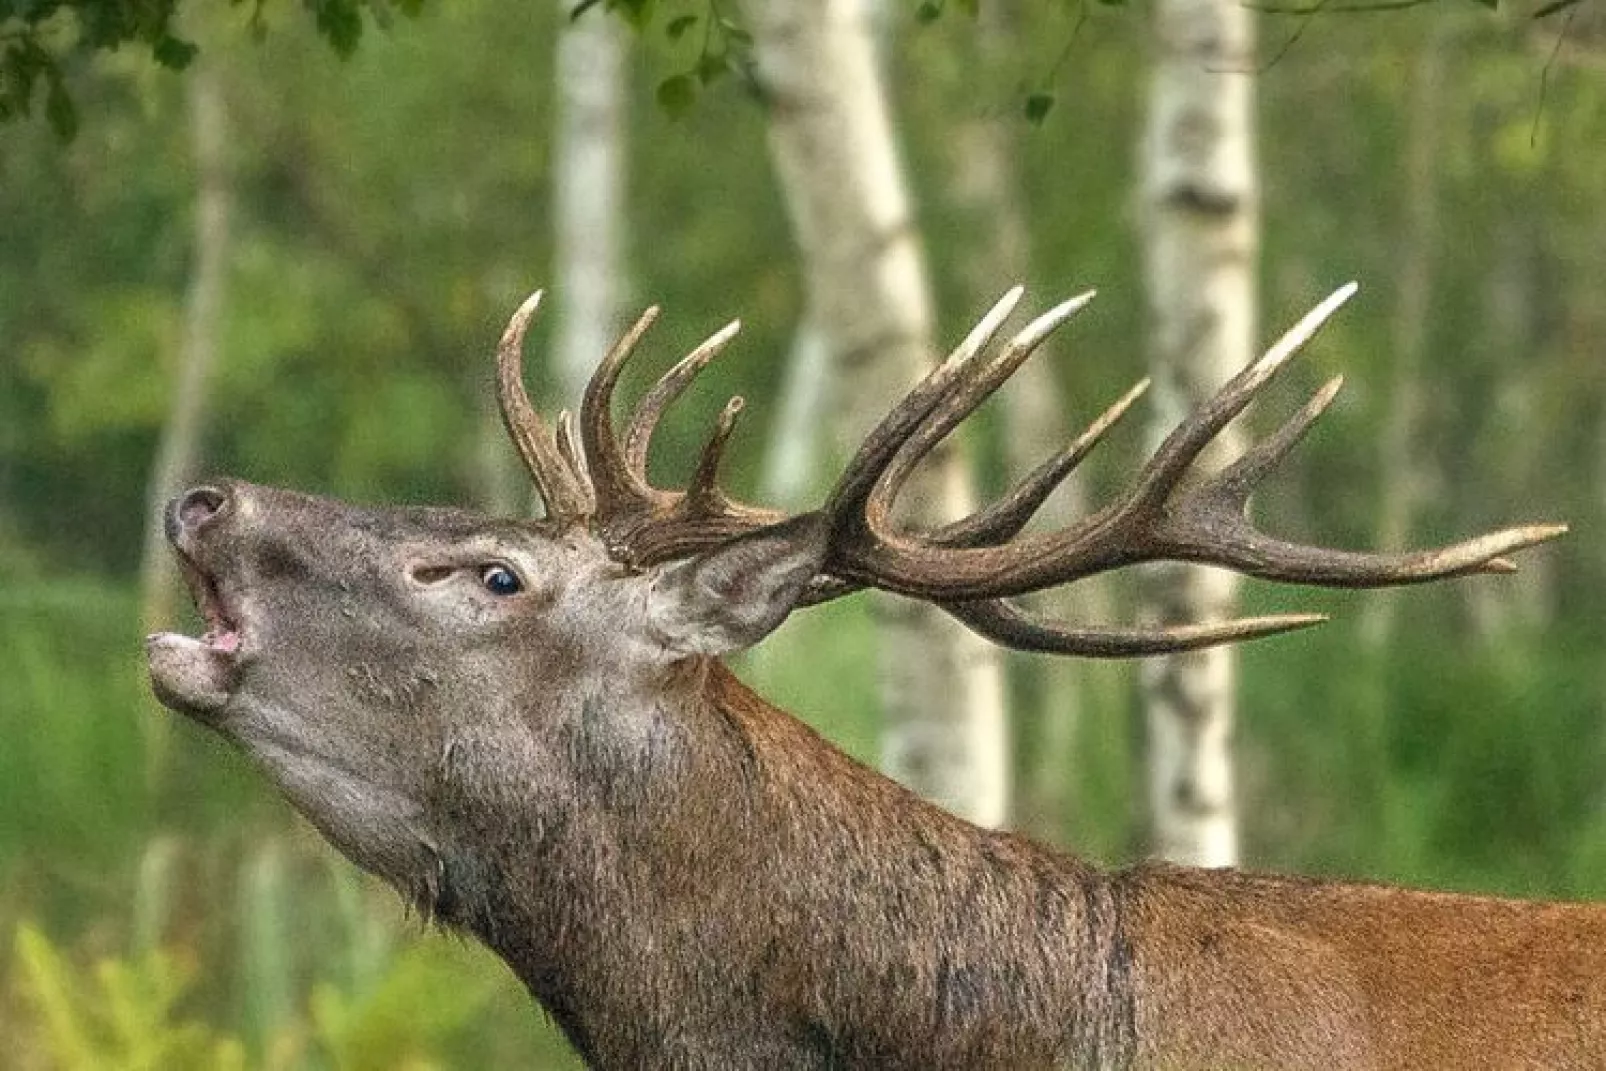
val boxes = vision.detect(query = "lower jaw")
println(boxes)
[145,632,239,720]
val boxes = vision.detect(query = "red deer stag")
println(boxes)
[148,283,1596,1070]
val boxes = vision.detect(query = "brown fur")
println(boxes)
[147,482,1606,1070]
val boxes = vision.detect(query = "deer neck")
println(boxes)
[427,661,1121,1064]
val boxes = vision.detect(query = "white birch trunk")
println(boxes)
[746,0,1010,827]
[552,4,628,405]
[1140,0,1257,867]
[942,0,1099,843]
[762,318,829,509]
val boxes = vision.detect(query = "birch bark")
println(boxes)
[552,4,628,407]
[746,0,1009,826]
[942,1,1101,843]
[138,59,231,786]
[139,63,231,637]
[1140,0,1258,866]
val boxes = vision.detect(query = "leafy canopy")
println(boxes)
[0,0,425,138]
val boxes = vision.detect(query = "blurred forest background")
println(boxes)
[4,0,1606,1066]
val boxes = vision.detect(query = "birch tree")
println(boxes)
[551,3,629,409]
[941,1,1104,843]
[1360,35,1445,651]
[1140,0,1257,867]
[746,0,1010,827]
[138,61,231,638]
[136,56,231,786]
[476,4,629,519]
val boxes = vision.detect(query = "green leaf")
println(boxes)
[613,0,656,29]
[666,14,698,40]
[655,73,697,118]
[1024,92,1054,125]
[44,69,76,141]
[308,0,365,57]
[695,49,729,86]
[151,35,197,71]
[916,1,943,23]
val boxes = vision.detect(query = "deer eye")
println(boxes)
[479,563,523,596]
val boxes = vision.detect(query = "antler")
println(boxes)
[497,291,593,522]
[497,284,1566,658]
[497,290,786,559]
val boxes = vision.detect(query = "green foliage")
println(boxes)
[0,0,430,139]
[8,917,544,1071]
[12,923,249,1071]
[646,0,755,118]
[310,943,495,1071]
[3,2,1606,1065]
[0,0,194,137]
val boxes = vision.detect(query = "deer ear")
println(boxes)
[645,514,828,657]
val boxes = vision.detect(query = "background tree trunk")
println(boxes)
[1361,35,1445,650]
[551,4,628,408]
[942,1,1106,844]
[746,0,1010,826]
[138,59,232,788]
[477,3,629,520]
[1140,0,1258,867]
[139,63,231,636]
[762,319,829,509]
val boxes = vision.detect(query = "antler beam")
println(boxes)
[498,283,1564,658]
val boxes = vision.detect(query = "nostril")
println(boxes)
[177,486,229,530]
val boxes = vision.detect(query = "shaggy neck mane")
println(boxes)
[440,660,1126,1066]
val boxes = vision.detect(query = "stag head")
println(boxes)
[146,286,1561,916]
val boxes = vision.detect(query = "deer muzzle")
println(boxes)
[146,483,249,720]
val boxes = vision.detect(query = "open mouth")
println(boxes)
[147,549,246,719]
[175,550,244,655]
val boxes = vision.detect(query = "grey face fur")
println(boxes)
[146,479,822,908]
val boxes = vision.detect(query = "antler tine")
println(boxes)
[1137,367,1569,586]
[580,306,662,514]
[1154,516,1570,588]
[687,396,746,509]
[824,286,1025,525]
[943,599,1328,658]
[864,291,1098,531]
[813,283,1565,606]
[931,376,1149,549]
[799,373,1145,611]
[497,290,592,522]
[624,319,742,483]
[578,309,783,568]
[1127,281,1358,516]
[555,410,598,514]
[1210,375,1344,504]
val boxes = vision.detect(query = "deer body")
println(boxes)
[419,656,1606,1071]
[146,289,1593,1068]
